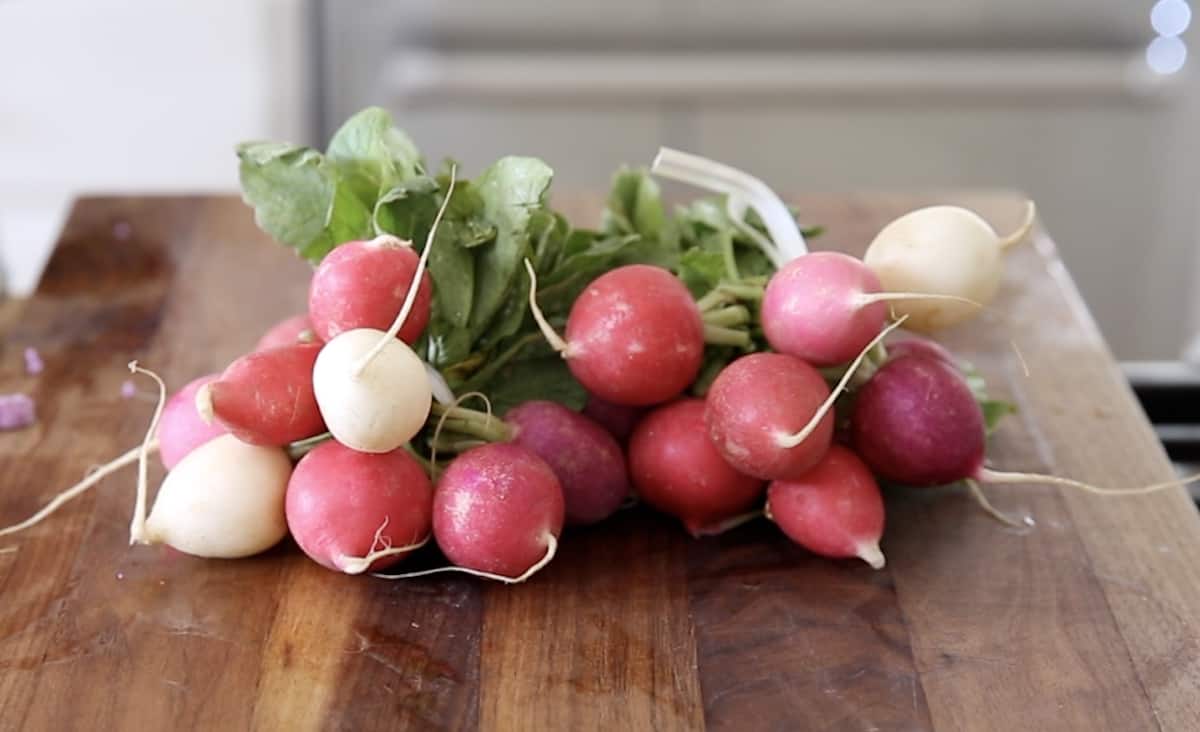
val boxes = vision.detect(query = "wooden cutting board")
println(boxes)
[2,193,1199,731]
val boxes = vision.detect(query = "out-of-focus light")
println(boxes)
[1147,35,1188,74]
[1151,0,1192,37]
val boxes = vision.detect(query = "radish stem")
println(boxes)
[373,533,558,584]
[696,288,734,313]
[652,147,806,261]
[718,283,765,301]
[997,201,1037,250]
[352,166,457,378]
[703,324,753,348]
[776,318,907,449]
[702,305,751,328]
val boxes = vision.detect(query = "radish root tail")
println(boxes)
[977,467,1200,497]
[997,200,1037,250]
[334,516,431,575]
[689,509,764,537]
[965,479,1035,528]
[352,165,457,378]
[856,541,886,570]
[128,361,167,546]
[776,317,907,449]
[0,442,156,540]
[523,258,570,354]
[373,533,559,584]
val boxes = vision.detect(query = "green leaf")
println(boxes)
[604,168,667,240]
[326,107,423,205]
[469,156,554,338]
[236,142,372,262]
[982,399,1016,434]
[678,248,727,298]
[486,356,586,415]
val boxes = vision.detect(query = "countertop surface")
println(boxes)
[1,193,1198,731]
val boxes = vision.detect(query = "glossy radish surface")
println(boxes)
[158,374,226,470]
[254,314,318,352]
[199,343,325,446]
[582,394,645,444]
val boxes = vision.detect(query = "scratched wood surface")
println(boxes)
[1,193,1198,731]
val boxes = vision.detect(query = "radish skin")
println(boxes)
[159,374,225,469]
[197,343,325,446]
[629,399,764,535]
[582,394,645,444]
[767,445,886,569]
[255,314,318,352]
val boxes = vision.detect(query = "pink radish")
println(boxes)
[762,251,981,367]
[196,343,325,446]
[704,353,835,480]
[628,399,764,535]
[308,236,433,345]
[255,314,318,351]
[286,441,432,574]
[582,394,645,444]
[766,445,886,569]
[885,335,957,367]
[526,262,706,406]
[158,374,225,469]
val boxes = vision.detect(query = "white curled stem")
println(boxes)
[127,361,167,545]
[373,533,558,584]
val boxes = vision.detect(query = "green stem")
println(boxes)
[720,232,741,282]
[461,332,542,393]
[436,415,512,443]
[718,283,765,301]
[703,324,752,348]
[427,435,487,454]
[402,442,437,478]
[702,305,751,328]
[287,432,332,461]
[696,288,734,312]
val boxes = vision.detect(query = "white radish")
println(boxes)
[863,201,1036,332]
[312,168,455,453]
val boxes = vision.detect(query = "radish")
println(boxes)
[766,445,886,569]
[158,373,225,469]
[863,202,1036,332]
[312,171,455,453]
[286,441,432,574]
[255,314,318,351]
[525,261,708,406]
[379,443,563,583]
[761,252,980,366]
[195,342,325,446]
[628,399,764,535]
[582,394,645,444]
[308,235,433,345]
[436,399,629,525]
[884,335,957,367]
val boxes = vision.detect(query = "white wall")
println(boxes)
[0,0,309,295]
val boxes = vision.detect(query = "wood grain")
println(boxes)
[0,193,1197,731]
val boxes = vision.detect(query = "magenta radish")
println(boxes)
[196,342,325,446]
[312,172,456,454]
[582,394,645,444]
[884,335,957,367]
[286,441,433,574]
[526,262,706,406]
[255,314,318,351]
[766,445,886,569]
[704,353,835,480]
[158,373,226,469]
[430,443,564,579]
[308,236,434,345]
[628,399,764,535]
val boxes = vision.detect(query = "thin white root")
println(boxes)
[856,541,887,570]
[334,517,431,575]
[352,166,458,378]
[194,382,215,425]
[652,147,807,260]
[0,443,157,539]
[855,291,984,310]
[690,509,763,537]
[128,361,168,545]
[776,317,907,449]
[373,533,559,584]
[978,467,1200,498]
[997,200,1037,250]
[522,258,570,354]
[966,479,1034,528]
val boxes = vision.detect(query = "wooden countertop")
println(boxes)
[1,193,1198,731]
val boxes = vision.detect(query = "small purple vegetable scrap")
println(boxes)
[0,393,36,431]
[120,380,137,399]
[23,347,44,376]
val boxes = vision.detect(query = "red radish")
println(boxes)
[582,394,645,444]
[158,374,225,469]
[308,236,433,345]
[286,441,433,574]
[526,262,705,406]
[766,445,886,569]
[628,399,764,535]
[762,252,891,366]
[196,343,325,446]
[704,353,835,480]
[255,314,318,351]
[428,443,563,579]
[505,401,630,525]
[885,335,957,367]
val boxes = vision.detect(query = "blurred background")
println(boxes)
[1,0,1197,362]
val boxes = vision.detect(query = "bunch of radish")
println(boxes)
[3,145,1191,585]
